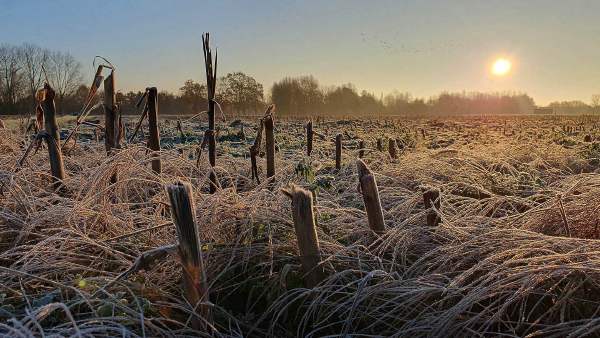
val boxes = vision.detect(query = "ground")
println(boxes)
[1,114,600,337]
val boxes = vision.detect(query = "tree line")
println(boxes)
[2,43,599,117]
[547,97,600,115]
[271,75,537,116]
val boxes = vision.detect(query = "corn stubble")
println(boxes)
[2,115,600,337]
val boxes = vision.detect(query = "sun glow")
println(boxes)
[491,58,512,76]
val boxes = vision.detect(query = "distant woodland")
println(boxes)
[2,43,599,117]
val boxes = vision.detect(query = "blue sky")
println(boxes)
[2,0,600,104]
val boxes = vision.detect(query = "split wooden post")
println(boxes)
[103,71,120,183]
[265,113,275,179]
[166,181,211,331]
[203,33,218,194]
[335,133,342,170]
[358,140,365,158]
[40,84,66,188]
[388,139,397,159]
[357,160,385,234]
[423,189,441,226]
[147,87,161,174]
[282,185,325,287]
[306,120,313,156]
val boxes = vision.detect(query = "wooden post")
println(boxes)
[388,139,397,159]
[208,131,217,193]
[265,114,275,179]
[103,71,119,152]
[203,33,218,194]
[282,185,325,287]
[357,160,385,234]
[147,87,161,174]
[377,138,383,152]
[176,119,186,143]
[103,71,119,183]
[358,140,365,158]
[166,181,211,331]
[335,133,342,170]
[39,84,66,188]
[423,189,441,226]
[250,118,264,184]
[42,83,60,143]
[306,120,313,156]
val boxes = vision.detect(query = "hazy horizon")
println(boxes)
[2,0,599,105]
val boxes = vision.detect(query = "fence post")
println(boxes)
[147,87,161,174]
[357,159,385,234]
[306,120,313,156]
[335,133,342,170]
[250,118,264,183]
[265,114,275,179]
[282,185,325,287]
[423,189,441,226]
[203,33,218,194]
[166,181,211,331]
[103,71,119,183]
[40,84,66,189]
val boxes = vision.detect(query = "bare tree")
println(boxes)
[0,44,24,108]
[20,43,49,106]
[47,50,83,110]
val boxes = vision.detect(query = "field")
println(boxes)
[2,113,600,337]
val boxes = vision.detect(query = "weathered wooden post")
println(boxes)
[388,139,397,159]
[104,71,118,151]
[166,181,211,331]
[39,84,66,188]
[335,133,342,170]
[265,113,275,179]
[357,160,385,234]
[147,87,161,174]
[358,140,365,158]
[423,189,441,226]
[250,118,264,184]
[176,119,186,143]
[203,33,218,194]
[306,120,313,156]
[103,70,120,184]
[282,185,325,287]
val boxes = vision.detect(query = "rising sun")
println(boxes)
[491,58,511,76]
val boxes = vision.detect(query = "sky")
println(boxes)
[1,0,600,105]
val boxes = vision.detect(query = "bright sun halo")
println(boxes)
[492,58,511,76]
